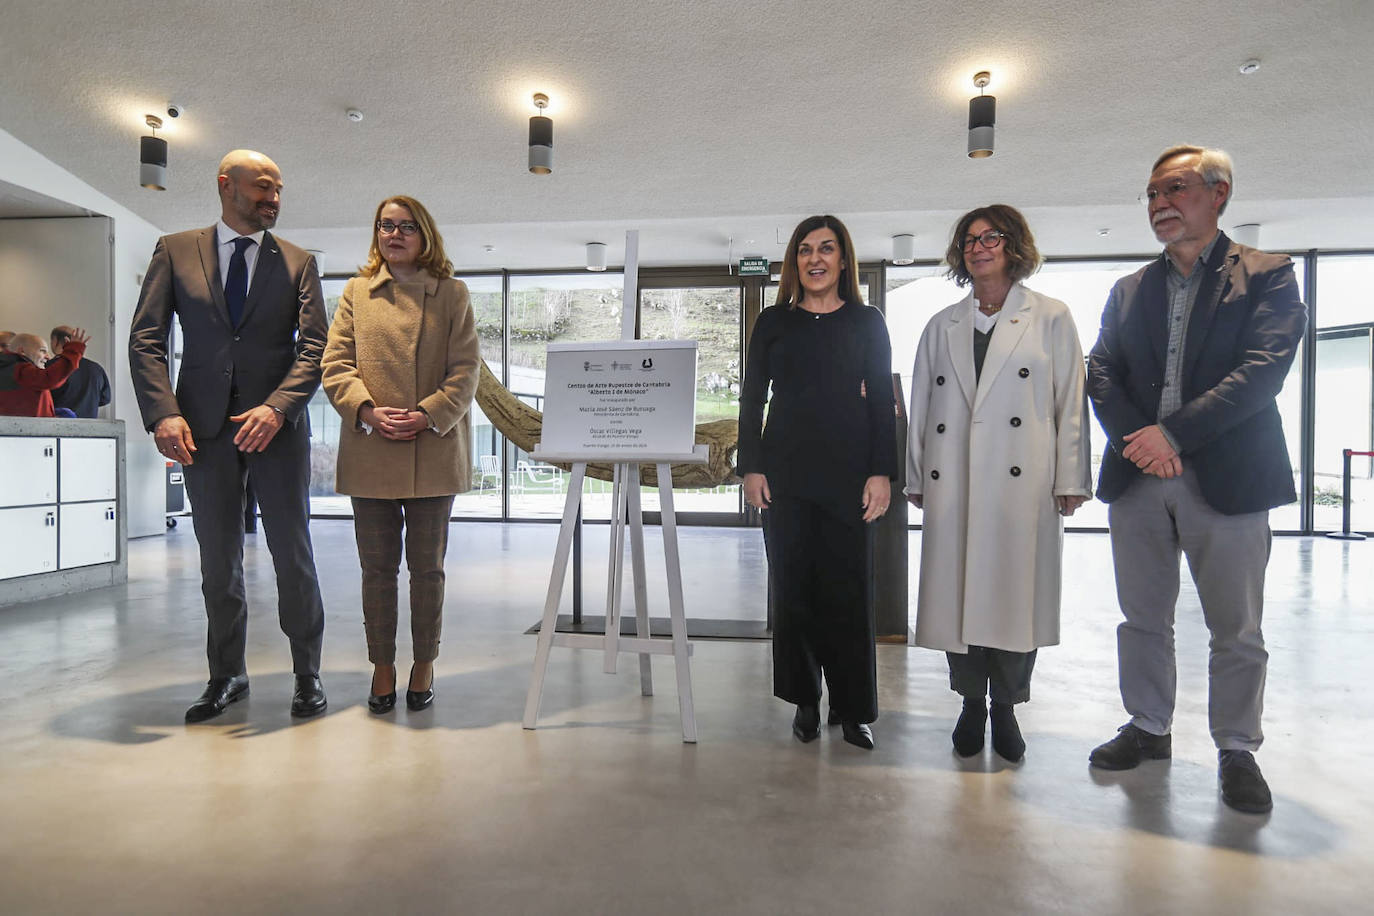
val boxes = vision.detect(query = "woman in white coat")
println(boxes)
[907,205,1092,761]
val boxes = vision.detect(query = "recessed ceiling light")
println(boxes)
[1239,59,1261,75]
[346,108,364,122]
[1098,228,1111,237]
[483,245,496,253]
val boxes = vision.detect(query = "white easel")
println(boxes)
[521,444,707,743]
[521,230,703,743]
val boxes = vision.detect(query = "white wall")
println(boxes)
[0,128,166,537]
[0,216,113,413]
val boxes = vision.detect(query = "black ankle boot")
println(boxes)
[990,702,1025,762]
[952,697,987,757]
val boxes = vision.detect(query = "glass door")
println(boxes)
[637,278,744,520]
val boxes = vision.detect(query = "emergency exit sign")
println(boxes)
[738,257,769,276]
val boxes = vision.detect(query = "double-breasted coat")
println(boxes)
[321,266,480,499]
[906,283,1092,653]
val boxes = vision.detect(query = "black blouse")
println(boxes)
[737,300,897,522]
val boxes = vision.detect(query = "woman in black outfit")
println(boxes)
[738,214,896,749]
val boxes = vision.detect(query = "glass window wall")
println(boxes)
[505,272,626,520]
[1314,255,1374,532]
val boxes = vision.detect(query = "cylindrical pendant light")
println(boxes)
[529,93,552,174]
[891,234,916,265]
[586,242,607,271]
[140,114,167,190]
[967,72,995,159]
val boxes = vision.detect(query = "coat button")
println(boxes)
[936,375,945,385]
[930,470,940,480]
[1010,417,1021,427]
[1010,466,1021,477]
[936,423,946,433]
[1018,367,1030,378]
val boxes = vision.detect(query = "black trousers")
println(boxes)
[765,496,878,723]
[181,415,325,678]
[946,646,1037,705]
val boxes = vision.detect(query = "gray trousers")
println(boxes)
[1108,467,1270,751]
[181,416,325,679]
[947,647,1037,705]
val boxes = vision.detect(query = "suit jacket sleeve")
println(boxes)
[416,279,480,435]
[320,277,371,429]
[264,250,328,421]
[13,342,84,390]
[1160,258,1307,455]
[1086,280,1154,453]
[128,236,181,429]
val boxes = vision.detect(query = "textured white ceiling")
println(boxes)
[2,0,1372,270]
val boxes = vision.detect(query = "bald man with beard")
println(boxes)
[0,329,87,416]
[129,149,329,722]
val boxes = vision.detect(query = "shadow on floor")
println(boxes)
[45,663,577,743]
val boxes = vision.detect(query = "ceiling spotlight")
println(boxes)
[1239,59,1261,75]
[483,244,496,253]
[1098,228,1111,238]
[891,234,916,265]
[586,242,607,271]
[346,108,364,122]
[967,71,995,159]
[139,114,167,191]
[529,93,553,175]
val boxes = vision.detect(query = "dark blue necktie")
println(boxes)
[225,236,255,327]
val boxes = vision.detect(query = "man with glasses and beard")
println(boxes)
[129,149,329,722]
[1085,145,1307,814]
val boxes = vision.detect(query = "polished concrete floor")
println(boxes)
[1,521,1371,915]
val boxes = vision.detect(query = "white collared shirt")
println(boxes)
[215,220,266,293]
[972,297,1001,334]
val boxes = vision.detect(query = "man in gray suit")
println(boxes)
[1086,145,1307,813]
[129,149,329,721]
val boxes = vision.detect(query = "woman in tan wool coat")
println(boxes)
[322,195,479,714]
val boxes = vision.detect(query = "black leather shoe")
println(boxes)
[185,675,249,723]
[1219,750,1273,814]
[368,665,397,714]
[952,697,988,757]
[792,704,821,742]
[405,666,434,711]
[990,702,1025,762]
[841,722,875,750]
[1089,723,1171,770]
[290,675,328,718]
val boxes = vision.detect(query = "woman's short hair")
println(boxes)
[775,214,864,308]
[944,204,1042,288]
[360,195,454,279]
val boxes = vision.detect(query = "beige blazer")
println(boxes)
[322,266,480,498]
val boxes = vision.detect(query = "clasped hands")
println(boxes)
[360,404,429,441]
[1122,424,1182,478]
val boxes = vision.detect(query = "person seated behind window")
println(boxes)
[50,324,112,418]
[0,329,88,417]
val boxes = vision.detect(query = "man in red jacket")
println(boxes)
[0,329,88,416]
